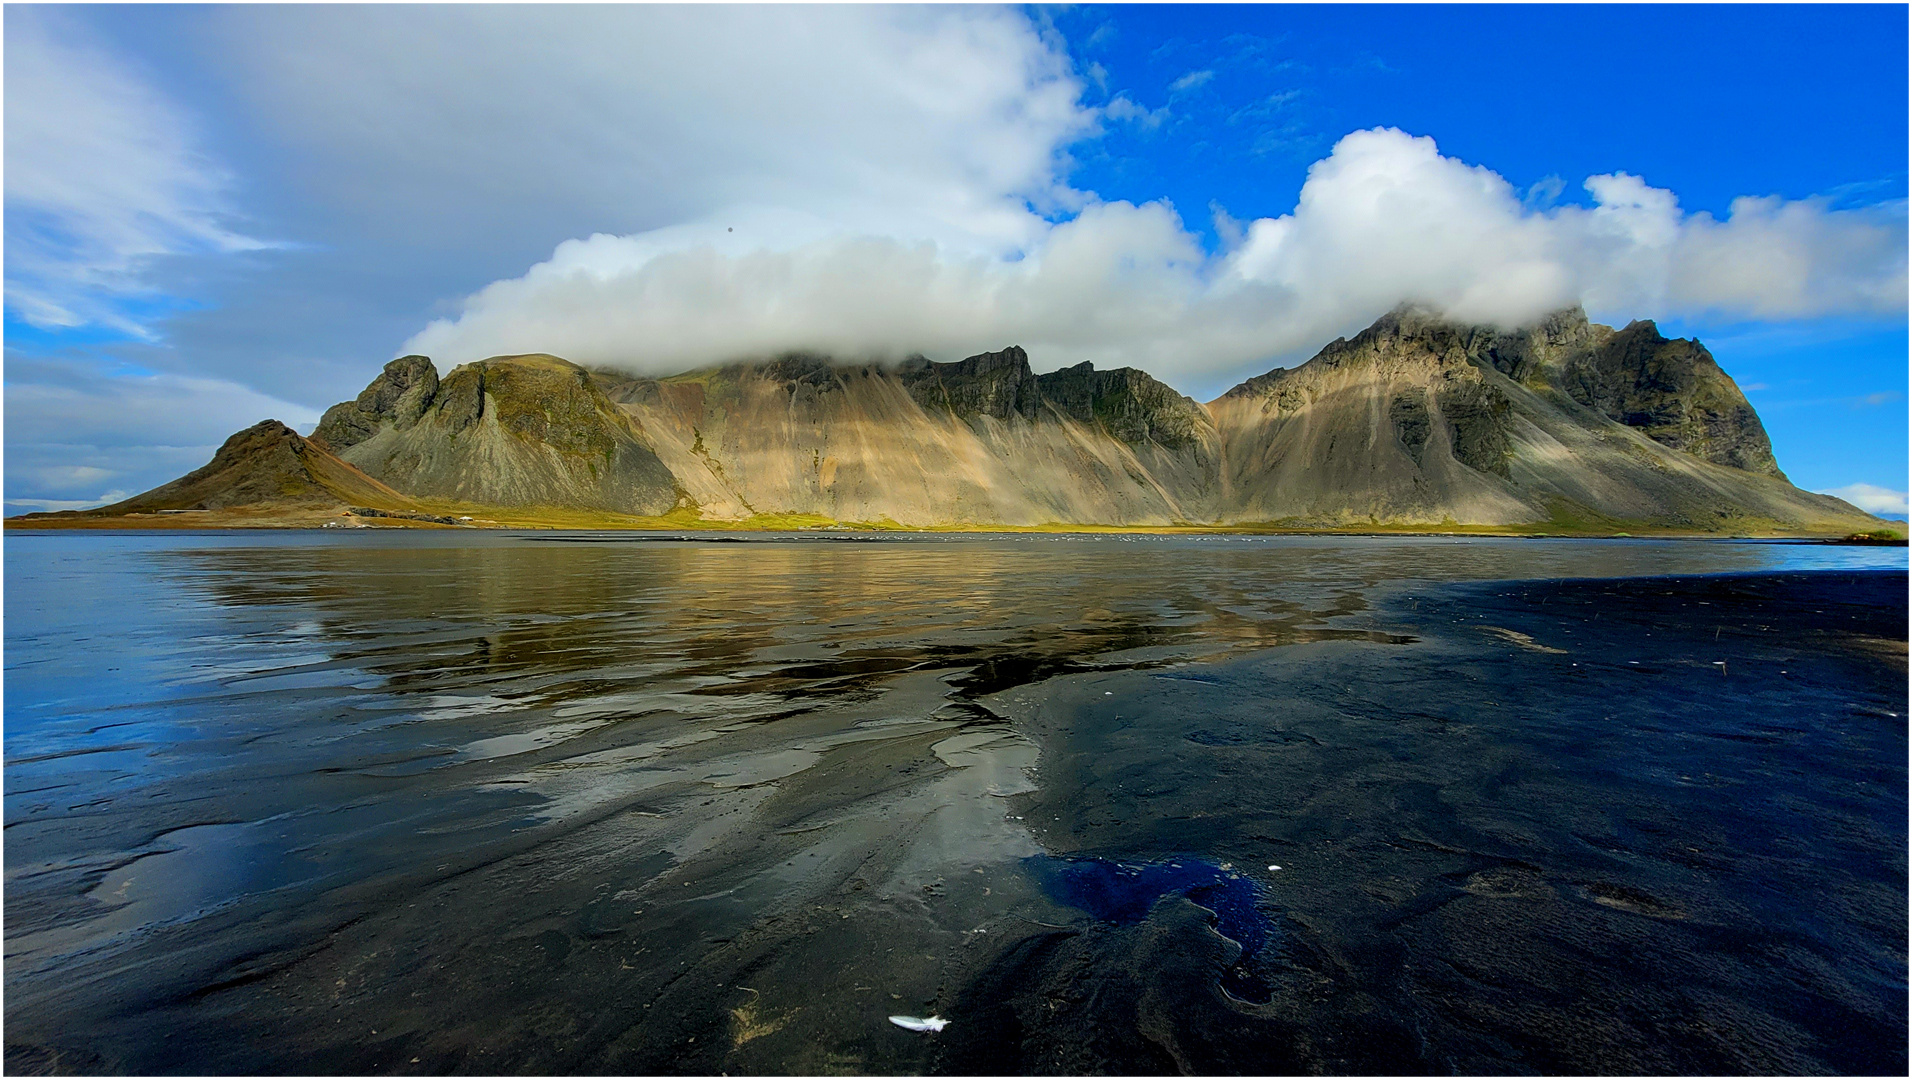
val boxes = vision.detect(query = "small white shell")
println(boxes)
[888,1015,949,1032]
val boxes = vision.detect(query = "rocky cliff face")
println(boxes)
[593,349,1219,526]
[1295,306,1785,478]
[1553,319,1783,478]
[1209,308,1532,524]
[313,354,439,450]
[1207,305,1844,529]
[318,353,683,514]
[1035,362,1213,450]
[897,347,1044,421]
[90,308,1880,534]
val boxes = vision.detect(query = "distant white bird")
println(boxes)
[889,1015,949,1032]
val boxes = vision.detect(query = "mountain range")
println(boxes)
[15,306,1885,534]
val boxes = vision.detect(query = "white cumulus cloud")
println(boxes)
[407,127,1907,391]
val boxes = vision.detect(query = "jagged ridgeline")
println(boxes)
[57,307,1885,532]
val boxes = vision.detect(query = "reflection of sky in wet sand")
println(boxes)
[3,531,1903,1072]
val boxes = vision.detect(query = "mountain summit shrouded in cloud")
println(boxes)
[404,127,1907,381]
[23,306,1889,537]
[3,4,1905,514]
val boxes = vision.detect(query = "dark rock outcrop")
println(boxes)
[1438,374,1513,477]
[1389,388,1432,465]
[1035,363,1209,449]
[313,355,439,451]
[891,347,1208,449]
[1555,319,1784,479]
[898,346,1044,421]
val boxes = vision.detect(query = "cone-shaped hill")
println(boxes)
[95,420,415,514]
[21,308,1890,535]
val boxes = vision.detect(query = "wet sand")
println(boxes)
[953,571,1907,1075]
[4,534,1904,1074]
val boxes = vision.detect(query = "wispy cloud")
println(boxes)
[1248,122,1321,160]
[3,360,322,508]
[1216,33,1299,73]
[1818,483,1908,517]
[3,9,271,339]
[1169,69,1214,93]
[1820,174,1907,210]
[1524,176,1567,209]
[1103,94,1171,131]
[1226,89,1305,127]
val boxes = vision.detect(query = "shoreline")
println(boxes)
[5,509,1903,543]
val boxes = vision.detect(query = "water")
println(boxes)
[4,531,1905,1074]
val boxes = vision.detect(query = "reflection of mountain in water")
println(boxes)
[156,537,1414,718]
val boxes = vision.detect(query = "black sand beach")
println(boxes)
[943,571,1908,1075]
[4,534,1904,1074]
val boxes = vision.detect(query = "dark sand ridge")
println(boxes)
[3,534,1904,1074]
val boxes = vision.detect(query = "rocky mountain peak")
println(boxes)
[308,351,682,515]
[952,345,1033,375]
[1557,320,1783,478]
[1035,361,1209,449]
[1217,304,1783,481]
[434,354,628,456]
[899,345,1042,420]
[314,354,440,450]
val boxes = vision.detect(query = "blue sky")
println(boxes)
[5,4,1906,515]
